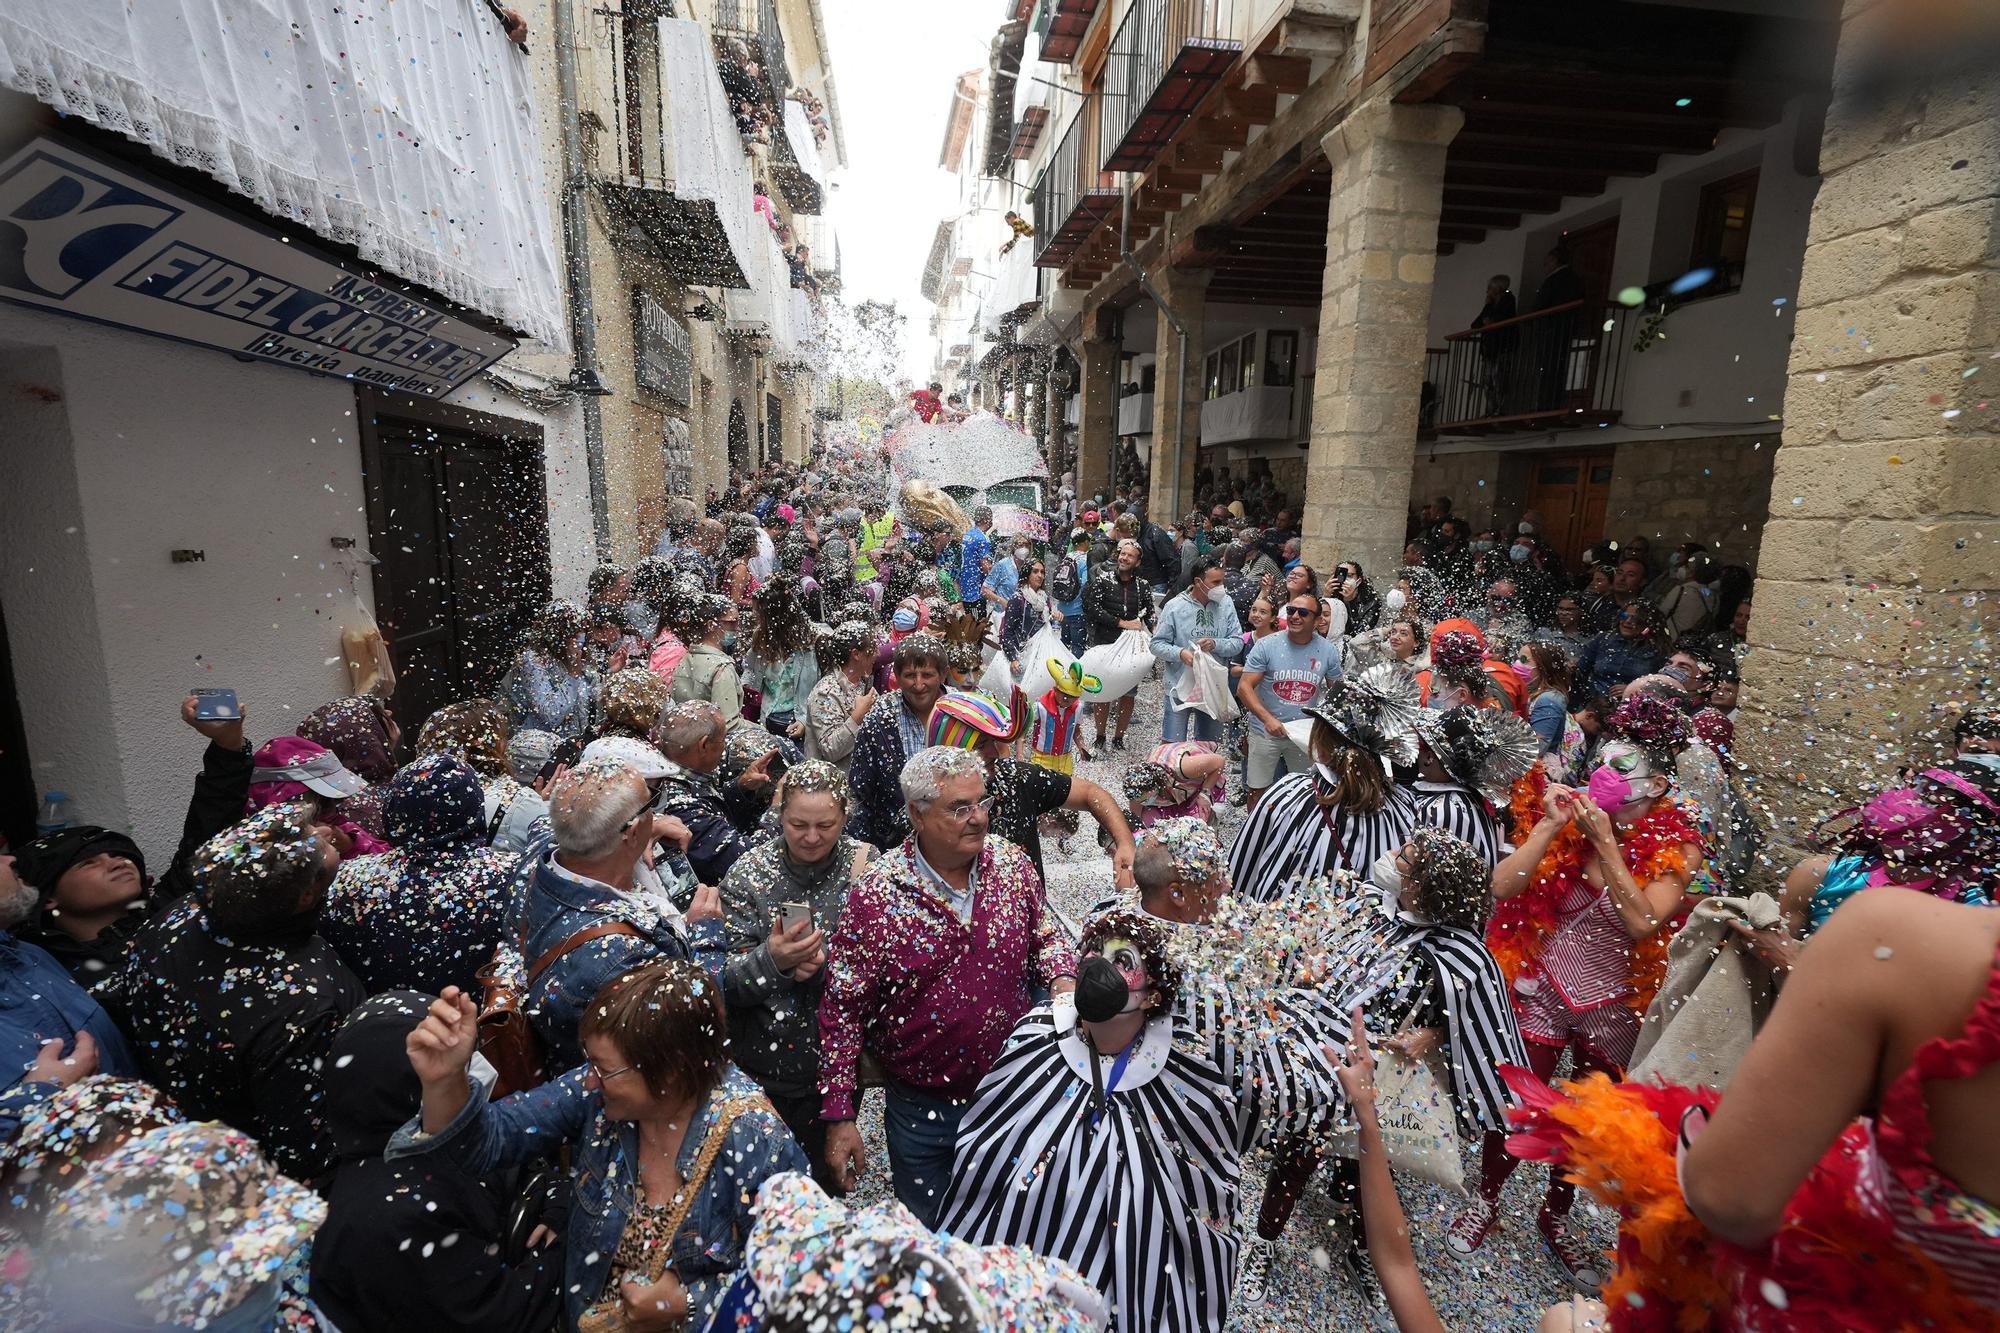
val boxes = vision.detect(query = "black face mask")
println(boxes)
[1074,955,1131,1024]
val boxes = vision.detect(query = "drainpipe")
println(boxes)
[1120,183,1189,515]
[554,0,613,558]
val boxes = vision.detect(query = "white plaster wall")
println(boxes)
[0,305,591,859]
[1425,99,1820,446]
[0,304,372,858]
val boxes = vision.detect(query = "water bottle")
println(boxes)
[35,791,70,839]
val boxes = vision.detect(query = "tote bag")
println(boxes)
[1326,1046,1465,1194]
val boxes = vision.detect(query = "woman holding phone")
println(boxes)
[717,760,874,1191]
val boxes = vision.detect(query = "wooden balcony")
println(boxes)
[1430,301,1632,436]
[1100,0,1244,174]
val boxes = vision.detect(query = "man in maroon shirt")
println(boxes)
[818,745,1076,1224]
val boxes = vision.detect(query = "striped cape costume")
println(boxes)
[1310,874,1529,1134]
[1410,778,1509,868]
[938,993,1337,1332]
[1226,771,1419,903]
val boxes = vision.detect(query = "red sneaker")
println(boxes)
[1538,1209,1607,1292]
[1445,1195,1499,1256]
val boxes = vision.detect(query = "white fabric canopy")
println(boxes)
[0,0,568,349]
[983,239,1038,334]
[781,99,828,197]
[1199,385,1297,444]
[659,16,755,282]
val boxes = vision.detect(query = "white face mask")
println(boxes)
[1369,851,1403,900]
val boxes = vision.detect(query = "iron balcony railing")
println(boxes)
[713,0,789,102]
[1030,100,1118,266]
[1099,0,1244,173]
[1430,301,1634,435]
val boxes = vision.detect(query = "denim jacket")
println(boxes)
[386,1065,805,1332]
[518,843,724,1072]
[0,933,138,1138]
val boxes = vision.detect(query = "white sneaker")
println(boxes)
[1236,1235,1276,1305]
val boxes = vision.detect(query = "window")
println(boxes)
[1218,342,1240,396]
[1686,170,1758,298]
[1265,331,1297,387]
[1204,351,1221,400]
[1236,334,1258,389]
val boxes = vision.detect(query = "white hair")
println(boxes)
[657,700,724,757]
[900,745,985,805]
[550,758,649,859]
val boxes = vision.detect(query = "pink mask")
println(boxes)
[1511,662,1535,684]
[1587,764,1635,809]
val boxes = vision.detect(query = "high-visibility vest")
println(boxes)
[854,511,895,582]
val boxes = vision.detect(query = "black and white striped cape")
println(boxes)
[1314,881,1528,1134]
[1227,771,1419,903]
[1410,778,1509,869]
[938,994,1338,1333]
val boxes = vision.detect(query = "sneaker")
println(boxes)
[1111,734,1127,751]
[1235,1235,1276,1305]
[1445,1196,1500,1256]
[1538,1210,1607,1293]
[1341,1239,1383,1304]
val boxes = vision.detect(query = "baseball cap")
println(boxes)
[581,735,673,781]
[249,737,367,799]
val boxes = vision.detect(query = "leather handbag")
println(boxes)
[476,921,642,1099]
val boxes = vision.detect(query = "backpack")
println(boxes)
[1051,553,1084,604]
[476,920,642,1098]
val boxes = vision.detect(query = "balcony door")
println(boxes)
[1524,450,1614,569]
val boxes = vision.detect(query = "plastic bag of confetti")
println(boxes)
[1078,628,1152,702]
[1016,624,1076,700]
[1171,649,1239,722]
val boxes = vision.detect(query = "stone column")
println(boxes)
[1076,333,1119,505]
[1046,359,1074,482]
[1147,266,1212,523]
[1736,2,2000,853]
[1298,97,1462,577]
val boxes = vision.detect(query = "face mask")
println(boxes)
[1470,540,1494,554]
[1661,664,1693,686]
[1512,661,1536,684]
[1587,763,1636,809]
[1341,577,1360,598]
[1509,543,1532,562]
[1383,588,1407,613]
[1368,851,1403,900]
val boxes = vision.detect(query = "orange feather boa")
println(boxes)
[1504,1070,1993,1332]
[1488,770,1699,1018]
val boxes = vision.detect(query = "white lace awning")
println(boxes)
[0,0,567,349]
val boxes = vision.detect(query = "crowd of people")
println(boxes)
[0,421,1995,1333]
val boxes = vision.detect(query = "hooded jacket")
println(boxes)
[320,754,517,997]
[311,992,564,1333]
[102,894,364,1183]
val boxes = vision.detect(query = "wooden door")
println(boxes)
[1563,217,1620,305]
[362,400,552,756]
[1524,450,1614,568]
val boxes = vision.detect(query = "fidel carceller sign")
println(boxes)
[0,137,515,398]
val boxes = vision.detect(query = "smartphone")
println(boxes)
[767,748,790,781]
[191,687,242,721]
[778,901,812,933]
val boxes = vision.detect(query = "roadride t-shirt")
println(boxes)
[1243,632,1344,723]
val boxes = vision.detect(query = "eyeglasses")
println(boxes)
[932,795,996,823]
[586,1060,635,1083]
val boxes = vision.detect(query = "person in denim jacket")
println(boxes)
[394,963,806,1332]
[515,757,725,1072]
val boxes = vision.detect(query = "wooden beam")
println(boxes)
[1193,114,1252,149]
[1449,139,1663,176]
[1441,206,1525,229]
[1457,116,1719,155]
[1444,160,1610,197]
[1223,86,1281,126]
[1451,94,1786,132]
[1438,223,1487,244]
[1171,142,1227,172]
[1241,53,1312,94]
[1151,166,1207,194]
[1442,186,1564,213]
